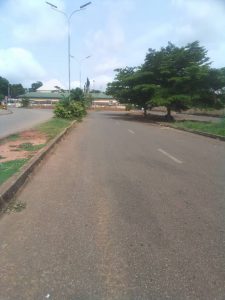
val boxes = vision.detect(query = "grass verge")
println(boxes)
[35,118,72,140]
[0,159,28,185]
[18,143,46,151]
[172,118,225,137]
[0,118,73,186]
[0,133,20,145]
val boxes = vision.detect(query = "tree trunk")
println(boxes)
[143,105,147,117]
[166,107,174,121]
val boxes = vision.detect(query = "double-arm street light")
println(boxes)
[46,1,92,99]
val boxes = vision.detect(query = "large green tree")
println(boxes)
[10,84,25,98]
[0,76,9,99]
[107,41,225,119]
[30,81,43,92]
[107,67,157,116]
[142,41,212,119]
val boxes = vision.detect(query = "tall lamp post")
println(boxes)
[46,1,92,100]
[74,55,91,89]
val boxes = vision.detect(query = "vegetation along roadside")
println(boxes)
[170,118,225,137]
[0,118,72,185]
[0,87,89,186]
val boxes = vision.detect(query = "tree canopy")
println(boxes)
[10,84,25,98]
[106,41,225,118]
[30,81,43,92]
[70,88,84,102]
[0,76,9,99]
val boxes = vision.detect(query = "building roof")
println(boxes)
[90,92,113,99]
[36,79,66,92]
[18,91,68,99]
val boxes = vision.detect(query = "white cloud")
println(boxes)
[84,0,135,76]
[71,80,80,89]
[91,75,113,91]
[130,0,225,67]
[1,0,67,44]
[95,58,122,73]
[37,79,65,91]
[0,48,46,86]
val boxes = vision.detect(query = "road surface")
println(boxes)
[0,111,225,299]
[0,108,53,139]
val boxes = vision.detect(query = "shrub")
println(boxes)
[54,99,87,119]
[125,103,132,111]
[21,97,30,107]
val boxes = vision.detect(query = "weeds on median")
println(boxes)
[0,159,28,185]
[172,118,225,137]
[36,118,72,141]
[18,143,46,151]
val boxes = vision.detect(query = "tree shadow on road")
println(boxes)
[101,111,171,124]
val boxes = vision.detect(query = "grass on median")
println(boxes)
[0,133,20,145]
[172,118,225,137]
[0,159,28,185]
[0,118,72,186]
[18,143,46,151]
[35,117,72,141]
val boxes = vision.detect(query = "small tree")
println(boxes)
[70,88,84,102]
[30,81,43,92]
[54,96,87,119]
[21,97,30,107]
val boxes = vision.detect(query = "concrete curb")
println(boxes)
[0,120,77,210]
[158,122,225,142]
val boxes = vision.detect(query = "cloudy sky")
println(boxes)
[1,0,225,90]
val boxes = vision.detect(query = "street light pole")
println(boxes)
[79,55,91,89]
[71,55,91,89]
[46,1,91,100]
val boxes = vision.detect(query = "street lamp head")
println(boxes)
[80,2,92,9]
[86,55,91,59]
[46,1,58,9]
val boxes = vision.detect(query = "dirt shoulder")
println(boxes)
[0,118,72,186]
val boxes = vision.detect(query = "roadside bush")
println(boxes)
[54,99,87,120]
[125,103,132,111]
[21,97,30,107]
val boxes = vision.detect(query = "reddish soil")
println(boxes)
[0,130,47,163]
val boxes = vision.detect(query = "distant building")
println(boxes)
[17,91,65,106]
[18,79,67,107]
[91,92,119,107]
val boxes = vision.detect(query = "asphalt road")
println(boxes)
[0,111,225,300]
[0,108,53,139]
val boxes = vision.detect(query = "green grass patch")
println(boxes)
[172,118,225,137]
[0,159,28,185]
[18,143,46,151]
[0,133,20,145]
[35,118,72,140]
[7,133,20,141]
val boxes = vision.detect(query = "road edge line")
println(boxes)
[0,120,77,210]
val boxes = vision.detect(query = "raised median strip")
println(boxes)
[0,120,76,211]
[158,122,225,142]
